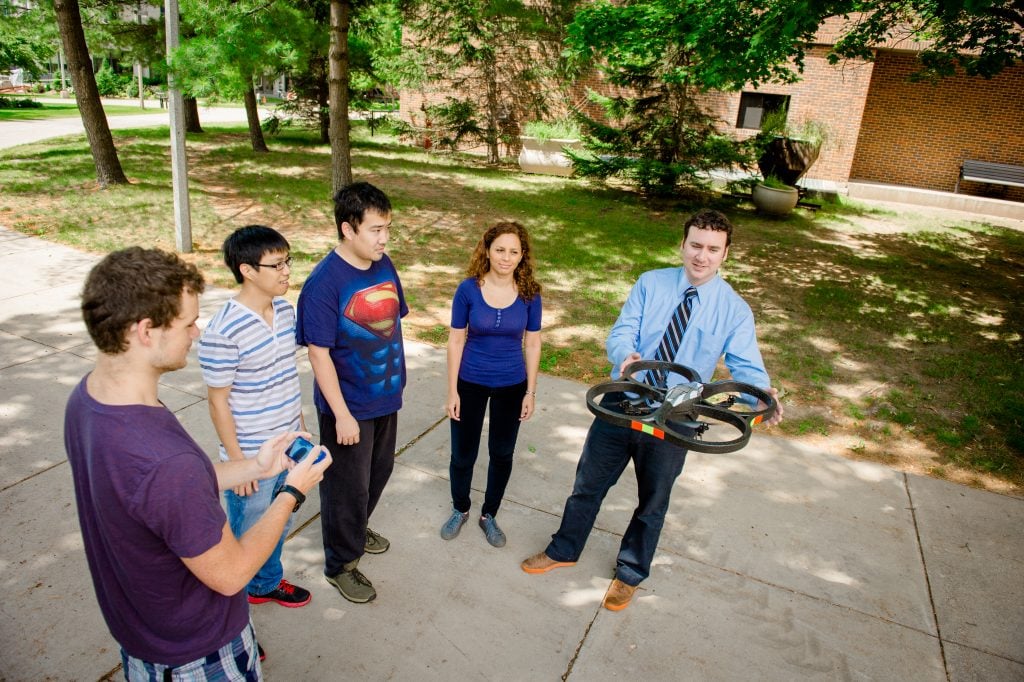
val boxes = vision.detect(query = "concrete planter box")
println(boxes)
[518,137,581,177]
[752,183,799,216]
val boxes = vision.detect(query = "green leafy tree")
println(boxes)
[817,1,1023,80]
[403,0,577,164]
[0,1,58,78]
[348,0,402,104]
[565,0,784,195]
[54,0,129,186]
[325,0,412,188]
[270,0,401,145]
[177,0,312,152]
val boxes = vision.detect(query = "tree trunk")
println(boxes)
[309,50,330,144]
[243,86,269,153]
[483,57,500,165]
[329,0,353,192]
[53,0,128,187]
[184,96,203,133]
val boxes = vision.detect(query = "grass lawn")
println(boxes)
[0,100,165,122]
[1,122,1021,494]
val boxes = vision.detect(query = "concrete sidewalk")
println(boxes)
[0,226,1021,681]
[0,103,251,150]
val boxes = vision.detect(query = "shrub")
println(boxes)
[0,96,43,109]
[426,98,483,151]
[94,61,133,97]
[760,174,792,189]
[568,90,748,196]
[522,119,581,142]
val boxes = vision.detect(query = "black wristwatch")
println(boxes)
[273,484,305,512]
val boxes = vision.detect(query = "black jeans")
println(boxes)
[449,378,526,518]
[317,409,397,576]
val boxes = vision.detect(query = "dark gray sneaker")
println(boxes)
[440,509,469,540]
[479,513,506,548]
[364,527,390,554]
[326,567,376,603]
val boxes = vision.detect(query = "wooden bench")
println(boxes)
[956,160,1024,193]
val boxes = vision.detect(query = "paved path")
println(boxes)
[0,226,1021,680]
[0,101,250,150]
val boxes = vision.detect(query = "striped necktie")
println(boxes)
[648,286,697,387]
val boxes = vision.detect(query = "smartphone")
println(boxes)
[286,436,326,464]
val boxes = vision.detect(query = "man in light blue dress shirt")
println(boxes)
[521,209,784,611]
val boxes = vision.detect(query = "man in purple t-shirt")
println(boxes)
[64,248,331,681]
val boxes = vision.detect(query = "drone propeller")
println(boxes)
[584,361,777,454]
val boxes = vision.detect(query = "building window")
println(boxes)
[736,93,790,130]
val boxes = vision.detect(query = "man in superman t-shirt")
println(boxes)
[296,182,408,604]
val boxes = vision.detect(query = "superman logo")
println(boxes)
[345,281,400,339]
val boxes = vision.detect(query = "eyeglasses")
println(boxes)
[252,257,292,272]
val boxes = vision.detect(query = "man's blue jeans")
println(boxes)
[545,393,688,586]
[225,469,291,595]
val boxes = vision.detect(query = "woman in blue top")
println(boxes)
[441,221,542,547]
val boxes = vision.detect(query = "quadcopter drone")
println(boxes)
[585,360,777,454]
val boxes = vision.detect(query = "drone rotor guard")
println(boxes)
[584,361,777,454]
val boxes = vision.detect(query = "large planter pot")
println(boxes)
[757,136,821,186]
[752,183,799,216]
[518,137,581,177]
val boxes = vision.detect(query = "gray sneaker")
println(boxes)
[440,509,469,540]
[479,513,506,548]
[326,567,376,603]
[365,527,390,554]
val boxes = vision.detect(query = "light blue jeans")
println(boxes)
[225,470,292,595]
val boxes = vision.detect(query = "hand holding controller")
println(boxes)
[286,436,327,465]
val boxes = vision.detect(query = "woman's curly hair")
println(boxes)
[466,221,541,301]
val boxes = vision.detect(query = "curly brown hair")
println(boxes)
[466,221,541,301]
[82,247,206,354]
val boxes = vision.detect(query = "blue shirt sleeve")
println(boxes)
[526,293,542,332]
[295,258,339,349]
[606,276,648,376]
[719,308,770,389]
[450,279,472,329]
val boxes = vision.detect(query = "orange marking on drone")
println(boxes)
[631,421,665,439]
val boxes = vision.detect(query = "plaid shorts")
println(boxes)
[121,620,262,682]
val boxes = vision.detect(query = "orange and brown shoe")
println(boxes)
[520,551,577,575]
[602,578,637,611]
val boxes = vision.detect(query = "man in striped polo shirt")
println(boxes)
[199,225,311,608]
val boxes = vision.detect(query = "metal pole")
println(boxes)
[137,63,145,109]
[136,3,145,109]
[163,0,192,253]
[58,45,67,94]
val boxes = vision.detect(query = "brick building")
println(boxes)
[400,16,1024,202]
